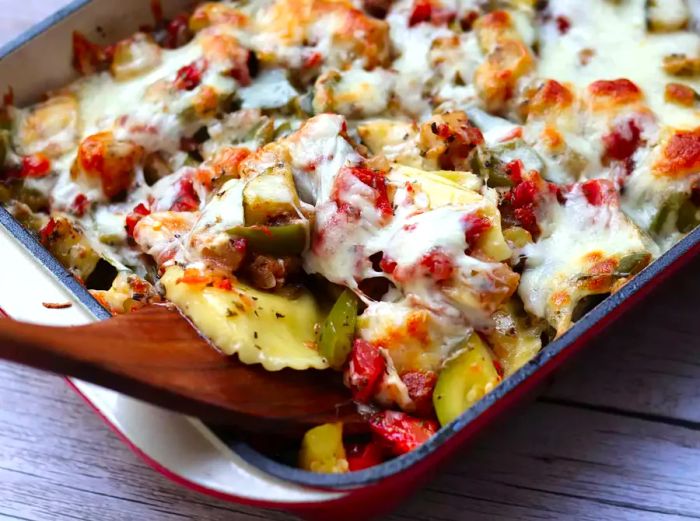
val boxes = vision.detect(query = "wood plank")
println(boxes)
[542,256,700,423]
[0,364,295,521]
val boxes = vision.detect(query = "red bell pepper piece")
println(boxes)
[346,339,386,403]
[369,411,439,455]
[401,370,437,417]
[346,442,386,471]
[125,203,151,238]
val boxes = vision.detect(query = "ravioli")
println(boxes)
[161,266,327,371]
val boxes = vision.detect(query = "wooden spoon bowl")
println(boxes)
[0,303,363,435]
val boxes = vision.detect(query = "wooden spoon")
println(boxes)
[0,304,362,435]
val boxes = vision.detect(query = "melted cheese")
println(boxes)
[538,0,700,129]
[520,185,658,333]
[72,41,203,143]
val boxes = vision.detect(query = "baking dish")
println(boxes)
[2,0,700,518]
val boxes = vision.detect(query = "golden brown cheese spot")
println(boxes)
[540,125,565,152]
[574,253,618,294]
[523,80,574,118]
[664,83,698,107]
[653,128,700,178]
[189,2,249,32]
[549,290,571,310]
[199,32,250,79]
[474,10,516,52]
[207,146,252,180]
[587,79,643,111]
[581,250,604,264]
[662,53,700,77]
[371,309,438,372]
[582,256,617,292]
[72,132,144,199]
[474,39,534,113]
[316,0,390,69]
[259,0,389,69]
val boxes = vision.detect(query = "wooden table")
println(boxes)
[2,3,700,520]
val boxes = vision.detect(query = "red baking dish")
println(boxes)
[2,1,700,519]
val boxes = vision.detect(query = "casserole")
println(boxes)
[1,0,700,518]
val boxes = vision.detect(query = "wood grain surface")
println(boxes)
[1,3,700,520]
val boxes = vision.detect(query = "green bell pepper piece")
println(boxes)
[227,222,308,255]
[318,289,359,370]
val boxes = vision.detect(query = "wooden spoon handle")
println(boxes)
[0,305,361,433]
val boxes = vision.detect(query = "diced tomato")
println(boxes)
[72,31,110,74]
[498,127,523,143]
[430,7,456,25]
[346,442,386,471]
[408,0,454,26]
[555,15,571,34]
[513,206,538,235]
[71,193,90,217]
[401,370,437,417]
[501,170,543,237]
[20,153,52,178]
[39,218,57,245]
[505,159,524,183]
[420,249,454,281]
[346,339,386,403]
[580,179,616,206]
[125,203,151,238]
[303,51,323,69]
[462,214,491,253]
[379,255,398,275]
[512,180,538,208]
[164,14,191,49]
[349,166,393,219]
[459,10,479,31]
[174,60,207,90]
[170,178,200,212]
[213,278,233,291]
[231,237,248,254]
[177,268,212,285]
[368,411,439,455]
[603,119,641,163]
[409,1,432,26]
[229,50,253,86]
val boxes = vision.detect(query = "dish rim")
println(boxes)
[2,0,700,490]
